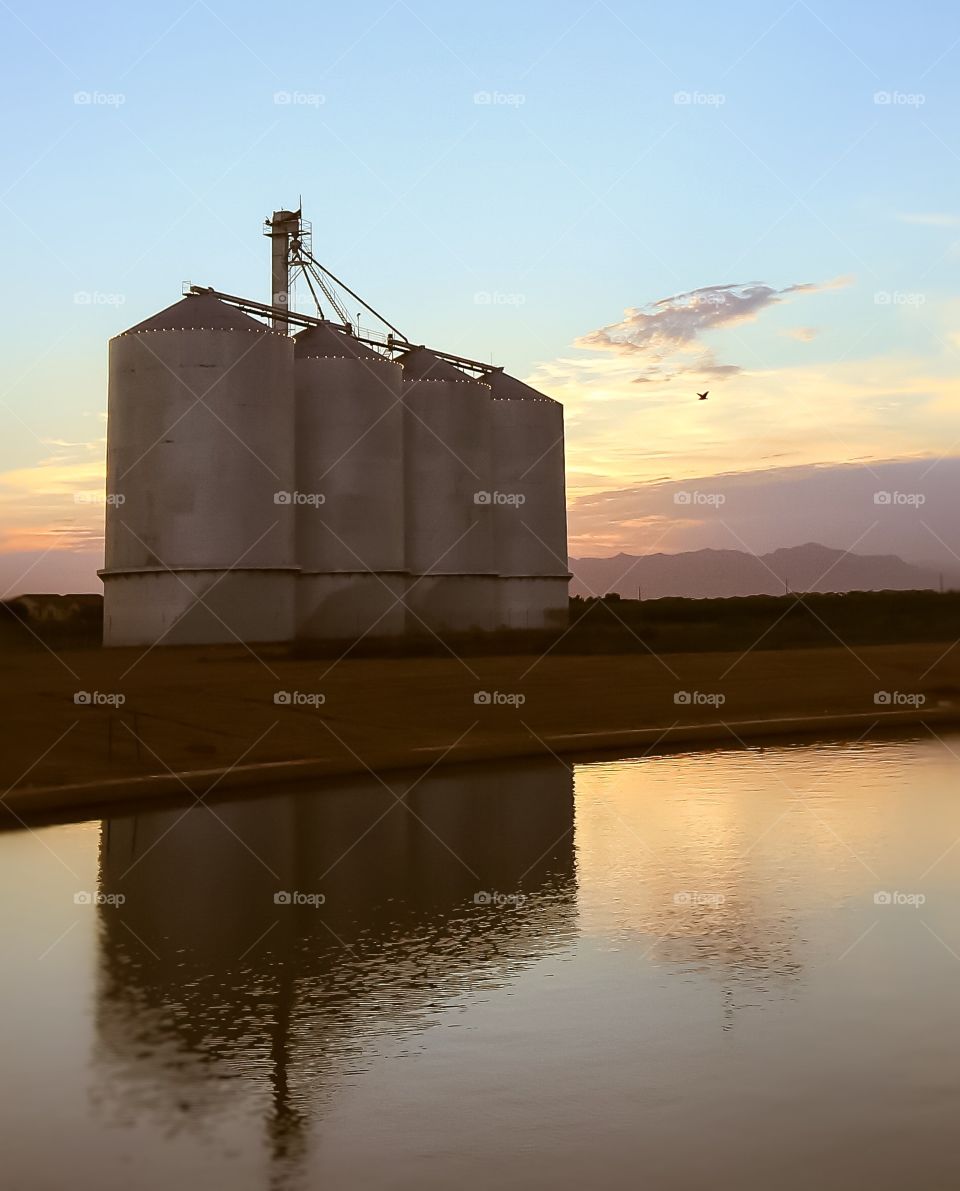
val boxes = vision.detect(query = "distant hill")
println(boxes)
[569,543,958,600]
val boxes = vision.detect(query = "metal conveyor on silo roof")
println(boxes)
[184,285,506,376]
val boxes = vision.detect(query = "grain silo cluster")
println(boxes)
[101,209,568,646]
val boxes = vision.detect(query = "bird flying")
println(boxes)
[697,390,709,400]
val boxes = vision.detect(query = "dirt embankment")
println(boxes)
[2,638,958,822]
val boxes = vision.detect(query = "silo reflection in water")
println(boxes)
[8,736,960,1189]
[93,758,577,1176]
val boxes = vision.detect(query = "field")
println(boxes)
[3,588,959,819]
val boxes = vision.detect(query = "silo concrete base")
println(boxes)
[497,576,570,630]
[296,572,407,641]
[101,569,297,647]
[404,574,500,635]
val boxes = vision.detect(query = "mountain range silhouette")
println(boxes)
[569,542,959,600]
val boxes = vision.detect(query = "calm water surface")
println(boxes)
[2,734,960,1190]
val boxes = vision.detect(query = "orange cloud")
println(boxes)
[0,436,107,557]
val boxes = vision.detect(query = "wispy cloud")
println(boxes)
[897,212,960,228]
[574,276,852,380]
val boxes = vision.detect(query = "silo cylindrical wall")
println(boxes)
[102,310,296,645]
[402,370,497,633]
[294,348,407,640]
[490,384,569,629]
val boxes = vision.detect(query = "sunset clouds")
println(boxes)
[0,435,106,561]
[525,275,960,569]
[565,457,960,570]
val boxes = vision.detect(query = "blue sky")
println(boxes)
[2,0,960,589]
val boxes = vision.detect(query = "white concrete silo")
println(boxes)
[293,323,407,639]
[486,370,569,629]
[101,293,296,646]
[399,347,497,633]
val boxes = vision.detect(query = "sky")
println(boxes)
[2,0,960,593]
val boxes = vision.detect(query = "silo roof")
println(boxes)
[118,293,274,336]
[397,346,484,385]
[484,369,558,404]
[294,323,389,362]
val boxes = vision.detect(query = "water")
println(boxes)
[2,733,960,1190]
